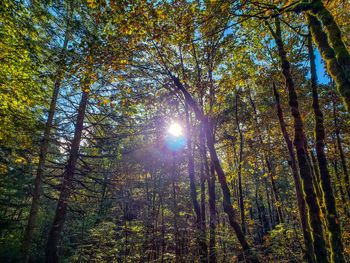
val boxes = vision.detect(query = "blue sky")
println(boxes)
[315,48,330,84]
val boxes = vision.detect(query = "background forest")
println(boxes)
[0,0,349,262]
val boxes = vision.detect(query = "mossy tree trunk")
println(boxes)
[309,150,323,205]
[306,13,350,111]
[273,83,315,263]
[333,161,348,212]
[333,103,350,201]
[307,32,345,263]
[267,17,328,263]
[308,0,350,77]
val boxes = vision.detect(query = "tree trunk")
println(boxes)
[171,76,259,262]
[308,32,345,263]
[333,161,348,211]
[336,134,350,197]
[309,149,328,227]
[171,152,181,263]
[185,102,207,263]
[255,185,264,244]
[310,150,324,206]
[273,83,315,263]
[265,157,283,224]
[235,92,246,234]
[308,0,350,77]
[200,125,216,263]
[204,119,259,263]
[208,164,217,263]
[45,89,89,263]
[248,93,283,224]
[200,164,206,227]
[264,178,273,230]
[22,30,70,263]
[161,193,165,263]
[306,13,350,111]
[268,17,328,263]
[333,103,350,201]
[259,195,269,236]
[200,162,207,258]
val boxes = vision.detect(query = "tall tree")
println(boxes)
[267,17,328,263]
[304,11,350,111]
[185,101,208,262]
[22,26,70,263]
[235,92,246,234]
[273,83,315,263]
[45,87,89,263]
[307,32,345,263]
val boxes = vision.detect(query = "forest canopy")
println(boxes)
[0,0,350,262]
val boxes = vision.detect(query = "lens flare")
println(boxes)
[165,122,185,151]
[168,123,183,137]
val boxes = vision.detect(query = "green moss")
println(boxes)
[307,13,350,111]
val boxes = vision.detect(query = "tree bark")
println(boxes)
[200,162,207,259]
[204,118,259,263]
[235,92,246,234]
[200,164,206,227]
[306,13,350,111]
[45,89,89,263]
[273,83,315,263]
[255,185,264,244]
[264,178,273,230]
[171,152,181,263]
[208,163,217,263]
[185,102,207,263]
[308,32,345,263]
[333,103,350,201]
[309,150,324,206]
[22,30,70,263]
[333,161,348,211]
[265,157,283,224]
[268,18,328,263]
[307,0,350,77]
[200,125,216,263]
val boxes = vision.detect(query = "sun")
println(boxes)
[168,122,183,137]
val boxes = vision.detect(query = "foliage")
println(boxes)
[0,0,350,262]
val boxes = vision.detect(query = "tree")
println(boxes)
[45,87,89,263]
[267,17,328,263]
[307,32,345,263]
